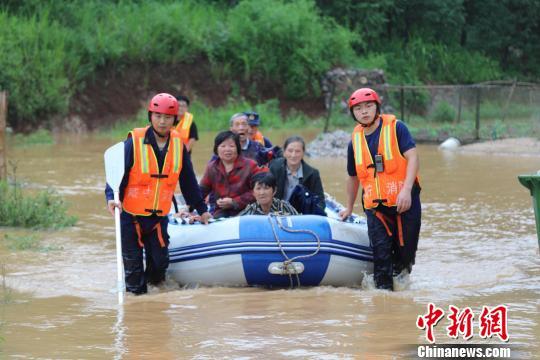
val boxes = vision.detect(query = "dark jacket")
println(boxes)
[269,158,325,210]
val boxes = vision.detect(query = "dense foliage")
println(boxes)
[0,0,538,129]
[315,0,539,79]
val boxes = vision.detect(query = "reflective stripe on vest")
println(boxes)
[176,112,193,145]
[123,127,183,216]
[252,130,265,146]
[352,115,415,209]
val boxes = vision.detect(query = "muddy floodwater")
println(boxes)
[1,130,539,359]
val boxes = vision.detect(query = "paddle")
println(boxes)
[104,142,125,305]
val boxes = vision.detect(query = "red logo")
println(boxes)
[446,306,474,340]
[479,305,509,342]
[416,303,445,343]
[417,304,509,343]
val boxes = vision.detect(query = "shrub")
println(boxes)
[223,0,355,98]
[431,101,456,123]
[0,11,73,129]
[405,89,431,116]
[66,1,224,68]
[0,181,77,229]
[385,38,502,84]
[386,88,431,116]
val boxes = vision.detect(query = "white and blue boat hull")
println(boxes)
[167,201,373,287]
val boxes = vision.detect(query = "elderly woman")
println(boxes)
[200,131,266,218]
[239,172,298,216]
[269,135,325,214]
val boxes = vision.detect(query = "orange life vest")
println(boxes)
[252,130,265,146]
[175,112,193,145]
[351,115,418,209]
[123,127,183,216]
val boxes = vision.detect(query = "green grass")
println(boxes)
[102,95,540,142]
[0,180,77,229]
[100,98,323,138]
[476,101,539,121]
[404,114,540,142]
[2,233,62,252]
[371,93,540,141]
[8,129,55,147]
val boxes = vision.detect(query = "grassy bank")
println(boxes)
[101,98,322,139]
[100,94,540,143]
[8,129,55,147]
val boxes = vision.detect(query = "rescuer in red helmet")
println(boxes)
[105,92,211,295]
[339,88,421,291]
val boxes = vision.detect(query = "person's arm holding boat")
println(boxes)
[177,145,212,224]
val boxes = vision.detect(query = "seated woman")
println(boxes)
[269,136,326,214]
[200,131,266,218]
[239,172,298,216]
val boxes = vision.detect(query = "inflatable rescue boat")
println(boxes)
[167,195,373,287]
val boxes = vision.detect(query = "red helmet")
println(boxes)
[348,88,381,109]
[148,93,179,115]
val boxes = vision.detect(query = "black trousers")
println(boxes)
[120,212,170,294]
[366,190,421,290]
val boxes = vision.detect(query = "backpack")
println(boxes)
[289,184,326,216]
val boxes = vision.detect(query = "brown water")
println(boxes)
[1,131,539,359]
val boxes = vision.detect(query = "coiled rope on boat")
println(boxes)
[268,214,321,288]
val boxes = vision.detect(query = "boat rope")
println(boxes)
[268,214,321,288]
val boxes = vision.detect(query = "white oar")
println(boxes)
[104,142,126,305]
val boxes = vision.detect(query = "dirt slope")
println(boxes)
[64,60,325,131]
